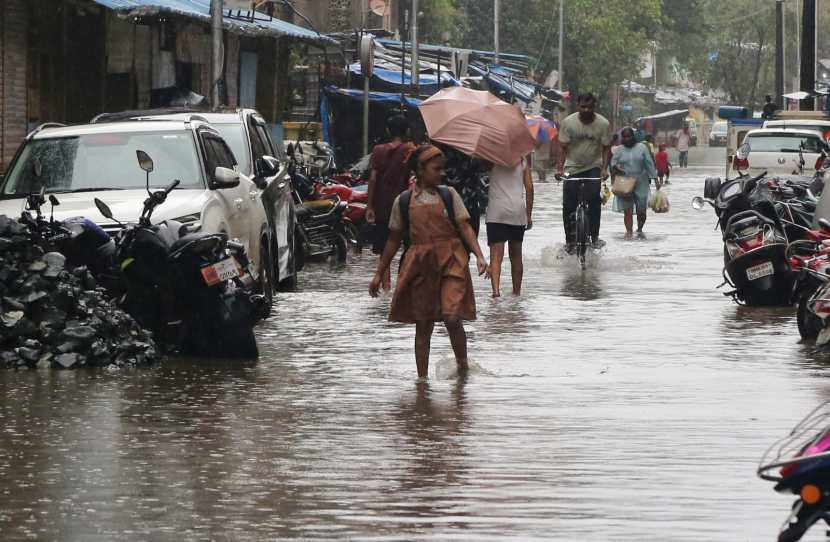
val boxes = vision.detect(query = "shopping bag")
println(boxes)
[649,189,670,213]
[611,175,636,197]
[601,182,611,205]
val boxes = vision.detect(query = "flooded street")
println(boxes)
[3,147,830,541]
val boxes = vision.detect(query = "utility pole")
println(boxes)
[776,0,784,109]
[558,0,564,90]
[494,0,500,64]
[801,0,816,110]
[211,0,223,108]
[362,4,369,156]
[411,0,419,95]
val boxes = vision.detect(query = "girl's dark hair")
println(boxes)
[406,144,438,172]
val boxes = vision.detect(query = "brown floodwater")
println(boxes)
[2,147,829,541]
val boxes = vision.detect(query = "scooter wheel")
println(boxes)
[798,292,823,340]
[334,233,349,263]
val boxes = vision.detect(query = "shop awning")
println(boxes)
[90,0,334,43]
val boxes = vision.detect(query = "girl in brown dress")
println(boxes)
[369,144,491,379]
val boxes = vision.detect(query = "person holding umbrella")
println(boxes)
[555,93,613,252]
[369,144,490,380]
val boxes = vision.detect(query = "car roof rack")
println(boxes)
[90,108,210,124]
[26,122,67,139]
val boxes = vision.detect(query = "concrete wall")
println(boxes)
[1,0,28,172]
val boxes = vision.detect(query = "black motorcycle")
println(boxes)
[93,150,267,358]
[286,143,350,267]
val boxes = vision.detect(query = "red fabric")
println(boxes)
[655,150,669,173]
[370,141,416,222]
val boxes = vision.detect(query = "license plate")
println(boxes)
[746,261,774,281]
[201,257,240,286]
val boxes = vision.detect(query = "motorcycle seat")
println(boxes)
[296,199,337,218]
[169,231,225,256]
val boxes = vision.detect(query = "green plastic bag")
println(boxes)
[649,189,670,213]
[601,182,611,205]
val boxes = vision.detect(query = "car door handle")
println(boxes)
[234,198,244,209]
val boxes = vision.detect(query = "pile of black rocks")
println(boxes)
[0,215,160,369]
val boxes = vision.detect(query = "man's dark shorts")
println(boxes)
[486,222,526,245]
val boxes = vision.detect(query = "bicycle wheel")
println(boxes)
[574,205,590,268]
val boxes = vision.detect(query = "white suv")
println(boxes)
[0,118,274,302]
[729,128,829,178]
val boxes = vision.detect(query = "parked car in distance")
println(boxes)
[709,121,728,147]
[0,118,277,306]
[92,108,297,291]
[727,128,829,178]
[763,118,830,139]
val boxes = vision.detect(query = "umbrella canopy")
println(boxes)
[526,115,558,143]
[419,87,536,167]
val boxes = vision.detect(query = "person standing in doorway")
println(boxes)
[486,157,534,297]
[369,145,490,379]
[366,115,416,291]
[555,93,612,252]
[674,125,691,168]
[611,127,658,239]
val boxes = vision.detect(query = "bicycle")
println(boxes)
[556,174,600,269]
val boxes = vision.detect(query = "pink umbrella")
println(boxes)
[418,87,536,167]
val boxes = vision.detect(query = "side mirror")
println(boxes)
[212,167,240,189]
[691,196,707,210]
[136,150,154,173]
[736,143,751,160]
[259,155,280,177]
[95,197,114,220]
[48,194,60,207]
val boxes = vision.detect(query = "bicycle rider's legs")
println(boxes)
[563,168,600,244]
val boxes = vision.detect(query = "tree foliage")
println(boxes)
[418,0,458,45]
[686,0,776,108]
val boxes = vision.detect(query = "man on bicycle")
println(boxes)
[555,93,612,252]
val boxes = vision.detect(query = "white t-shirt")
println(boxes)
[486,159,528,226]
[675,130,691,152]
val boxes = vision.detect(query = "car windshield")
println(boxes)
[1,131,203,197]
[745,134,825,153]
[211,124,251,176]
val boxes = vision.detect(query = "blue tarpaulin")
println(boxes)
[348,63,460,89]
[89,0,333,43]
[323,86,422,107]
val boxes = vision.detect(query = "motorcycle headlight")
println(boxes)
[172,212,202,232]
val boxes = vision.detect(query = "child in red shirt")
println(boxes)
[655,144,671,186]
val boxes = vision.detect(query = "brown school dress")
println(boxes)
[389,193,476,324]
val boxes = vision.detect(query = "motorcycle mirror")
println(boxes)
[691,196,707,210]
[736,143,751,160]
[94,197,114,220]
[48,194,59,207]
[136,150,154,173]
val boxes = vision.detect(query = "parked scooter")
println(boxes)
[693,167,795,305]
[94,150,267,358]
[759,401,830,542]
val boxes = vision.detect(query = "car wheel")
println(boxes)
[258,239,274,313]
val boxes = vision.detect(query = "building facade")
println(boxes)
[0,0,330,172]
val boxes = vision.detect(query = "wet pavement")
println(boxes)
[2,146,830,541]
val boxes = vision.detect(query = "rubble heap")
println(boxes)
[0,215,160,369]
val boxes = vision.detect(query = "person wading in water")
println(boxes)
[369,145,490,379]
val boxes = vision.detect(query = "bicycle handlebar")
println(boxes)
[555,175,602,182]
